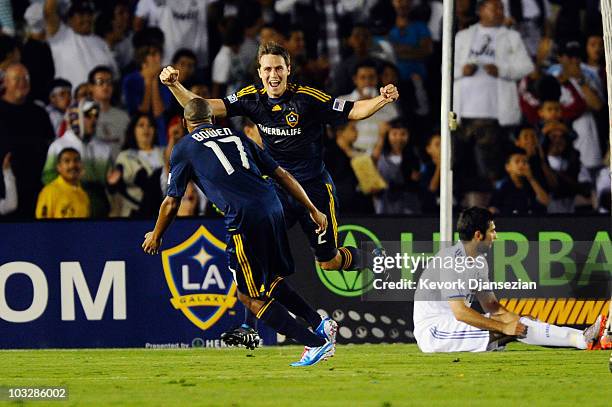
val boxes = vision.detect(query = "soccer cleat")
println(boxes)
[290,340,335,367]
[315,317,338,344]
[585,315,606,350]
[220,324,261,350]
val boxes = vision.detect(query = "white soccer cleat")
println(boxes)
[315,317,338,344]
[583,315,604,344]
[290,340,335,367]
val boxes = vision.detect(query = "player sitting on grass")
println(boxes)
[413,207,607,353]
[142,98,337,366]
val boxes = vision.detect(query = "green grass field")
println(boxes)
[1,344,611,407]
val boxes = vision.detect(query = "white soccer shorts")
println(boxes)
[414,316,490,353]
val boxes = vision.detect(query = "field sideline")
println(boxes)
[1,343,611,406]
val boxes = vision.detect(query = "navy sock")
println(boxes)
[243,308,258,330]
[338,246,363,270]
[256,299,325,347]
[269,279,322,328]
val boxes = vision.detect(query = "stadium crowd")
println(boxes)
[0,0,610,220]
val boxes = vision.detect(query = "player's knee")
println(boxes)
[318,254,342,270]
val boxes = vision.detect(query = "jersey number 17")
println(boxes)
[204,136,250,175]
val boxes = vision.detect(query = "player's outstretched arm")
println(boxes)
[272,167,327,233]
[142,196,181,255]
[348,84,399,121]
[159,66,228,118]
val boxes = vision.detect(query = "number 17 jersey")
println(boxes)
[167,124,282,232]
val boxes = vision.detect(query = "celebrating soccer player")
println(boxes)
[159,41,399,348]
[142,98,337,366]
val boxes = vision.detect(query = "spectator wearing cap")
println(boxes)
[36,147,90,219]
[0,63,54,219]
[46,78,72,137]
[42,99,113,218]
[88,66,130,159]
[44,0,118,88]
[21,2,56,104]
[547,40,603,179]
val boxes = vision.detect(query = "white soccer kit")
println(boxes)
[413,242,491,352]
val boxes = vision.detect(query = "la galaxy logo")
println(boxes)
[285,111,299,127]
[162,226,237,329]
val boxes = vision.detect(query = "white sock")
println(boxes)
[517,317,586,349]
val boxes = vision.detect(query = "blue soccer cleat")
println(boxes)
[315,317,338,344]
[290,340,335,367]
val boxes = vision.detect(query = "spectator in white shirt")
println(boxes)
[44,0,118,87]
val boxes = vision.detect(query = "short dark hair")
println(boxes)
[172,48,197,64]
[505,146,527,163]
[257,42,290,67]
[353,59,378,76]
[135,45,162,67]
[57,147,81,162]
[88,65,113,84]
[457,207,494,241]
[123,113,157,150]
[132,27,165,50]
[184,98,212,124]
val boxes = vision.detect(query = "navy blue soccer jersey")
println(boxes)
[167,124,282,231]
[222,84,355,182]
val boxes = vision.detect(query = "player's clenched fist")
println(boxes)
[380,84,399,102]
[159,66,179,86]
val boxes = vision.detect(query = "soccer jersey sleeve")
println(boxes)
[297,86,355,126]
[244,136,279,176]
[166,144,193,198]
[222,85,259,118]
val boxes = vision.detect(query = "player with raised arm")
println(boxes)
[413,207,607,353]
[159,42,399,348]
[142,98,337,366]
